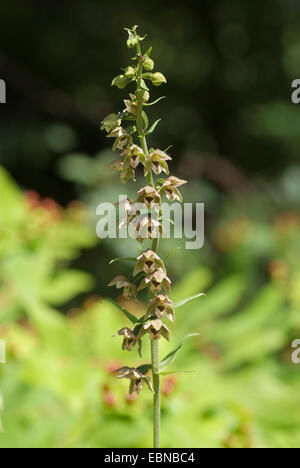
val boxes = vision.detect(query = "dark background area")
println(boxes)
[0,0,299,205]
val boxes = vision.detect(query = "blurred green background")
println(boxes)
[1,0,300,448]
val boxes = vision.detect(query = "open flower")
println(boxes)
[134,215,163,242]
[146,295,175,322]
[120,166,136,184]
[145,149,172,176]
[124,93,138,116]
[108,276,137,299]
[114,327,142,357]
[109,159,123,171]
[116,198,137,230]
[138,268,171,293]
[101,113,121,133]
[137,319,170,341]
[121,144,146,169]
[108,127,132,151]
[133,250,166,276]
[160,176,187,202]
[136,186,161,208]
[115,367,154,395]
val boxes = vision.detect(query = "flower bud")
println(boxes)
[141,90,150,102]
[151,72,167,86]
[124,66,136,79]
[111,74,128,89]
[144,57,154,71]
[100,113,121,133]
[126,31,139,49]
[108,276,137,299]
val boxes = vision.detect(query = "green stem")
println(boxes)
[135,33,160,449]
[150,236,160,448]
[135,38,153,186]
[151,339,160,448]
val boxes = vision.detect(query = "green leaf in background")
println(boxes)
[174,293,206,308]
[171,267,213,303]
[57,153,94,184]
[159,333,200,372]
[159,370,196,375]
[41,270,95,305]
[0,166,23,225]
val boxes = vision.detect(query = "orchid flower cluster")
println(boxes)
[100,26,188,446]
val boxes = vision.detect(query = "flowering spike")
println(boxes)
[100,27,192,449]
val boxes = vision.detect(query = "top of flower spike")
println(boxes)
[101,26,191,401]
[124,25,147,49]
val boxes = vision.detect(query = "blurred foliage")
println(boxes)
[1,167,300,448]
[0,0,300,203]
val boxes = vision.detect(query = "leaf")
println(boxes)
[103,299,139,324]
[159,370,197,376]
[137,364,152,375]
[159,333,200,371]
[155,178,166,189]
[142,111,149,130]
[164,145,173,152]
[126,126,137,134]
[171,267,213,304]
[42,270,94,305]
[174,293,206,308]
[136,314,147,324]
[144,96,166,107]
[140,79,149,91]
[109,257,136,265]
[145,119,161,135]
[0,167,23,225]
[145,46,152,57]
[164,246,183,262]
[142,72,153,79]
